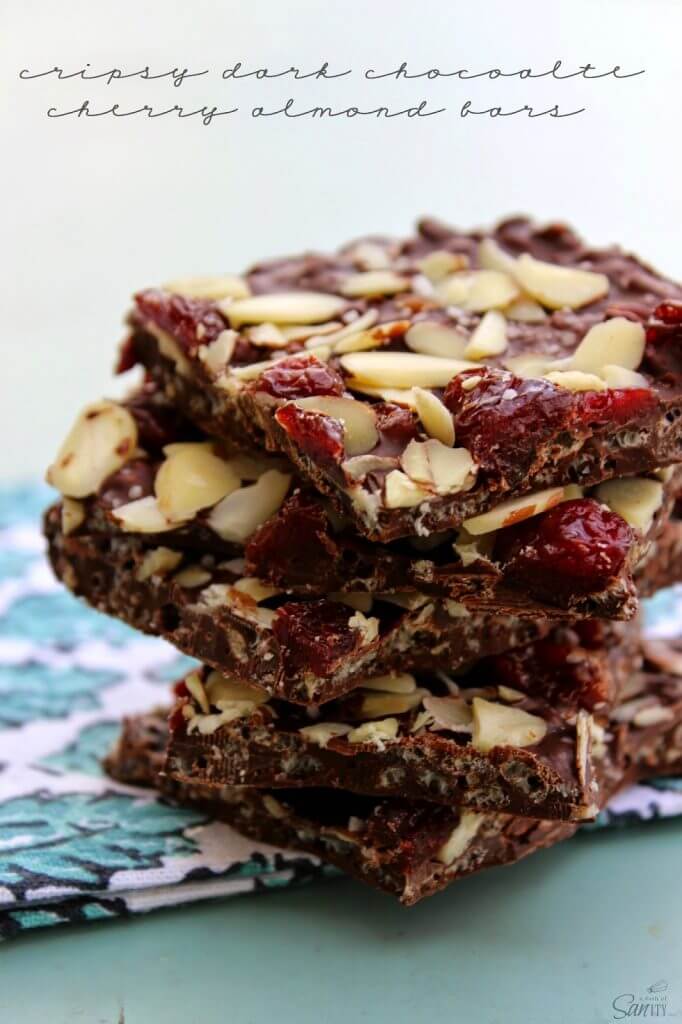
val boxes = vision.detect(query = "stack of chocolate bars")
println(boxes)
[44,217,682,904]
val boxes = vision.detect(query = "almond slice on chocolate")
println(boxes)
[299,722,352,747]
[347,242,393,271]
[463,486,565,535]
[514,254,609,310]
[405,321,469,358]
[145,323,192,376]
[422,695,474,733]
[232,577,281,603]
[173,565,212,588]
[155,445,240,524]
[340,351,476,388]
[569,317,646,374]
[600,365,649,389]
[347,718,400,746]
[437,812,484,865]
[477,237,517,274]
[503,352,552,378]
[463,311,508,360]
[361,673,417,694]
[401,439,475,495]
[345,382,421,409]
[47,401,139,499]
[204,670,269,705]
[504,297,548,323]
[436,270,519,312]
[208,469,292,542]
[359,689,426,718]
[412,387,456,446]
[384,470,431,508]
[294,396,379,456]
[417,250,470,282]
[135,547,183,581]
[595,477,664,532]
[61,498,85,535]
[544,370,607,392]
[471,697,547,752]
[339,270,410,297]
[198,329,238,375]
[112,495,177,534]
[223,291,347,327]
[163,274,250,301]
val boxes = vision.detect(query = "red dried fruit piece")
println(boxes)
[643,301,682,383]
[443,369,575,479]
[272,599,370,677]
[135,289,227,353]
[577,387,656,427]
[373,403,420,453]
[116,335,138,374]
[255,354,345,400]
[652,301,682,326]
[246,492,340,587]
[494,498,634,602]
[173,680,190,699]
[168,700,188,737]
[275,405,344,466]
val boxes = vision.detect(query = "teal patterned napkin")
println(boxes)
[0,484,680,938]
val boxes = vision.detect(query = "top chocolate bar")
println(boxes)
[119,217,682,542]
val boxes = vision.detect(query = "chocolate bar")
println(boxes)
[164,624,640,821]
[105,644,682,903]
[45,503,549,705]
[44,389,681,621]
[117,217,682,542]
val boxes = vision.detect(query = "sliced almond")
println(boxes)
[340,270,410,298]
[595,477,663,533]
[422,695,474,733]
[135,547,183,581]
[405,321,469,358]
[305,310,378,348]
[185,671,211,714]
[453,526,496,566]
[61,497,85,535]
[464,486,565,535]
[359,689,426,718]
[504,352,551,378]
[345,382,420,409]
[514,254,609,310]
[463,311,508,360]
[208,469,292,542]
[47,401,139,499]
[348,610,379,644]
[412,387,455,446]
[174,565,212,588]
[600,364,649,389]
[477,238,516,275]
[232,577,280,603]
[299,722,352,747]
[569,317,645,375]
[436,270,519,312]
[340,351,476,388]
[437,812,484,865]
[347,718,400,745]
[342,454,399,479]
[544,370,607,392]
[497,686,525,703]
[294,396,378,456]
[471,697,547,752]
[230,356,287,382]
[418,250,470,282]
[145,323,192,376]
[504,297,548,323]
[187,702,257,735]
[223,291,347,327]
[163,274,250,301]
[204,669,269,705]
[384,469,432,508]
[333,329,385,355]
[361,673,417,694]
[401,439,475,495]
[112,495,176,533]
[198,329,238,375]
[347,242,392,271]
[246,323,289,349]
[155,445,240,524]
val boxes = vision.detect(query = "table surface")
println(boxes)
[3,817,681,1024]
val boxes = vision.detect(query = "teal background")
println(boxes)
[3,819,682,1024]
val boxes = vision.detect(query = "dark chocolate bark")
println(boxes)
[105,647,682,904]
[164,623,639,821]
[45,503,549,705]
[118,217,682,542]
[46,389,681,621]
